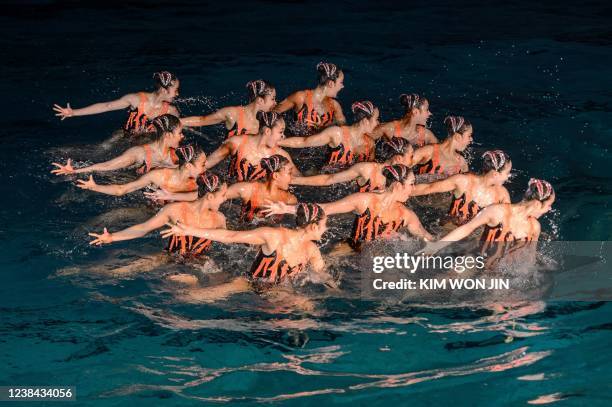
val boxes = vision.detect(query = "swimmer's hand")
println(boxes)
[144,188,172,202]
[260,200,295,217]
[160,221,189,239]
[88,228,112,245]
[51,159,75,175]
[416,241,448,256]
[53,103,73,120]
[76,175,96,190]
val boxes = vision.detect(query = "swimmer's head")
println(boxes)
[177,144,207,176]
[296,203,327,239]
[524,178,555,217]
[261,155,292,189]
[385,138,414,167]
[257,111,286,143]
[152,114,184,147]
[197,173,228,208]
[153,71,179,100]
[444,115,473,151]
[400,93,431,125]
[352,100,380,131]
[482,150,512,184]
[246,79,276,111]
[317,62,344,97]
[383,164,415,200]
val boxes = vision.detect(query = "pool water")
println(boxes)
[1,1,611,405]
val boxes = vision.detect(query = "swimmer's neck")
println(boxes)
[265,179,288,193]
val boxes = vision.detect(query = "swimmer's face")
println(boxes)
[190,153,207,176]
[367,109,380,131]
[311,216,328,240]
[496,161,512,184]
[260,89,277,111]
[270,120,286,143]
[456,127,473,151]
[207,183,228,208]
[167,124,184,147]
[401,145,415,167]
[536,192,555,218]
[273,164,292,190]
[166,79,180,100]
[328,71,345,97]
[413,100,431,124]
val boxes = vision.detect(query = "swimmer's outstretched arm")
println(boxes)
[411,144,434,166]
[277,126,341,149]
[53,93,138,120]
[162,223,272,246]
[291,163,365,186]
[411,174,464,196]
[51,147,143,175]
[369,121,394,141]
[76,172,156,196]
[144,182,246,204]
[421,206,501,254]
[181,106,232,127]
[261,193,368,217]
[204,142,232,170]
[88,207,171,245]
[401,208,434,241]
[274,92,301,113]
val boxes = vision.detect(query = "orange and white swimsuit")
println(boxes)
[327,127,375,167]
[140,145,179,173]
[416,144,462,176]
[158,169,198,193]
[349,200,405,250]
[448,191,481,225]
[480,206,535,262]
[240,182,293,223]
[249,231,304,284]
[227,107,249,138]
[166,203,218,257]
[295,90,336,133]
[389,121,427,148]
[124,92,171,134]
[228,135,274,182]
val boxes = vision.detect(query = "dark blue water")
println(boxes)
[2,1,612,405]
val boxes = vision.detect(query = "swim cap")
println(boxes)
[296,203,325,227]
[482,150,510,172]
[260,154,289,176]
[351,100,376,121]
[196,173,221,197]
[525,178,554,201]
[384,137,410,155]
[316,61,341,84]
[382,164,412,185]
[399,93,425,110]
[151,114,181,136]
[176,144,195,164]
[246,79,274,102]
[256,111,283,129]
[153,71,176,89]
[444,115,471,135]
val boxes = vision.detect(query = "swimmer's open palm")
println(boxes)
[160,222,187,239]
[144,188,171,202]
[88,228,112,245]
[76,175,96,190]
[53,103,73,120]
[261,200,291,217]
[51,159,75,175]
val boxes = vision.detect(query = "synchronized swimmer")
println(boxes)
[51,62,556,305]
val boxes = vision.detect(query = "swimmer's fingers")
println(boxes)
[76,175,95,189]
[88,227,111,245]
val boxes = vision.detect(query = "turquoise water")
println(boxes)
[1,1,612,405]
